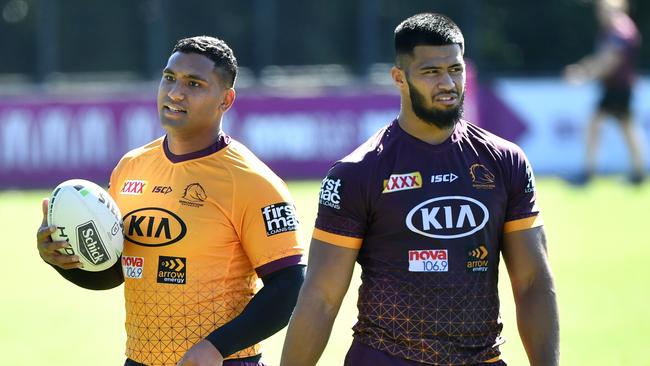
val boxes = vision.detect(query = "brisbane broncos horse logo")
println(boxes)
[469,164,496,189]
[182,183,207,202]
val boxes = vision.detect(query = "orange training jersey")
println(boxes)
[109,135,304,366]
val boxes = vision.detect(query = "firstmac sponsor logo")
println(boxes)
[319,177,342,209]
[121,180,148,195]
[405,196,489,239]
[383,172,422,193]
[524,162,536,194]
[262,202,299,236]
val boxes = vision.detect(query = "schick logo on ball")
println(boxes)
[76,221,110,265]
[261,202,299,236]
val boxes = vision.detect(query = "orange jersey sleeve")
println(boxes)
[227,144,304,277]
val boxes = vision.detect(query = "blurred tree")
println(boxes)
[0,0,646,81]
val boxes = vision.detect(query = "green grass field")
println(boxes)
[2,178,649,365]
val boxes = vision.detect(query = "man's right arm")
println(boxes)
[280,238,359,366]
[37,199,124,290]
[564,43,622,83]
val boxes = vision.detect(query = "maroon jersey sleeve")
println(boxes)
[313,161,368,249]
[504,146,543,233]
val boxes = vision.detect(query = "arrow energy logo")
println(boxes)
[466,245,489,272]
[157,256,187,284]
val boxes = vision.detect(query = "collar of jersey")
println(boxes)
[392,119,467,152]
[163,133,231,163]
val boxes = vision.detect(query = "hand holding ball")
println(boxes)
[47,179,123,272]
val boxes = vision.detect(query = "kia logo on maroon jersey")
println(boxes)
[405,196,489,239]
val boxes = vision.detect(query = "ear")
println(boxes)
[391,66,407,90]
[220,88,236,112]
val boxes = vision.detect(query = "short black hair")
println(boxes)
[394,13,464,64]
[172,36,238,88]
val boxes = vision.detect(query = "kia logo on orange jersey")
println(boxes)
[382,172,422,193]
[123,207,187,247]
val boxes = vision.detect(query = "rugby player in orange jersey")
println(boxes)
[281,13,559,366]
[36,36,305,366]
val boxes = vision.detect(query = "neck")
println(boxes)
[165,127,222,155]
[397,108,456,145]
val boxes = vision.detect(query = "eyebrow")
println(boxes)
[162,68,208,83]
[419,63,464,71]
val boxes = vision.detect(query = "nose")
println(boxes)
[437,72,455,92]
[167,82,184,101]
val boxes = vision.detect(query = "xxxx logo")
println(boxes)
[121,180,148,195]
[382,172,422,193]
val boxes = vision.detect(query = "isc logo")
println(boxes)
[431,173,458,183]
[406,196,489,239]
[261,202,299,236]
[152,186,173,194]
[383,172,422,193]
[123,207,187,247]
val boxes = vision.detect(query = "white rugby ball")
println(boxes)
[47,179,123,272]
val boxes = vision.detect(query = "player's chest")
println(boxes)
[113,170,237,253]
[371,157,507,238]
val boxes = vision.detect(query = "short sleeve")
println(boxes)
[313,162,368,249]
[108,160,124,199]
[238,173,304,277]
[503,148,543,233]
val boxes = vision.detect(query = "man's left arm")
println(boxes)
[502,226,559,366]
[176,264,305,366]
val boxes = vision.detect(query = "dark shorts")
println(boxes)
[124,355,265,366]
[344,339,507,366]
[598,85,632,120]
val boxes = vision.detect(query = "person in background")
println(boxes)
[564,0,645,185]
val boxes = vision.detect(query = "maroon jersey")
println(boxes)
[599,12,641,88]
[314,119,542,365]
